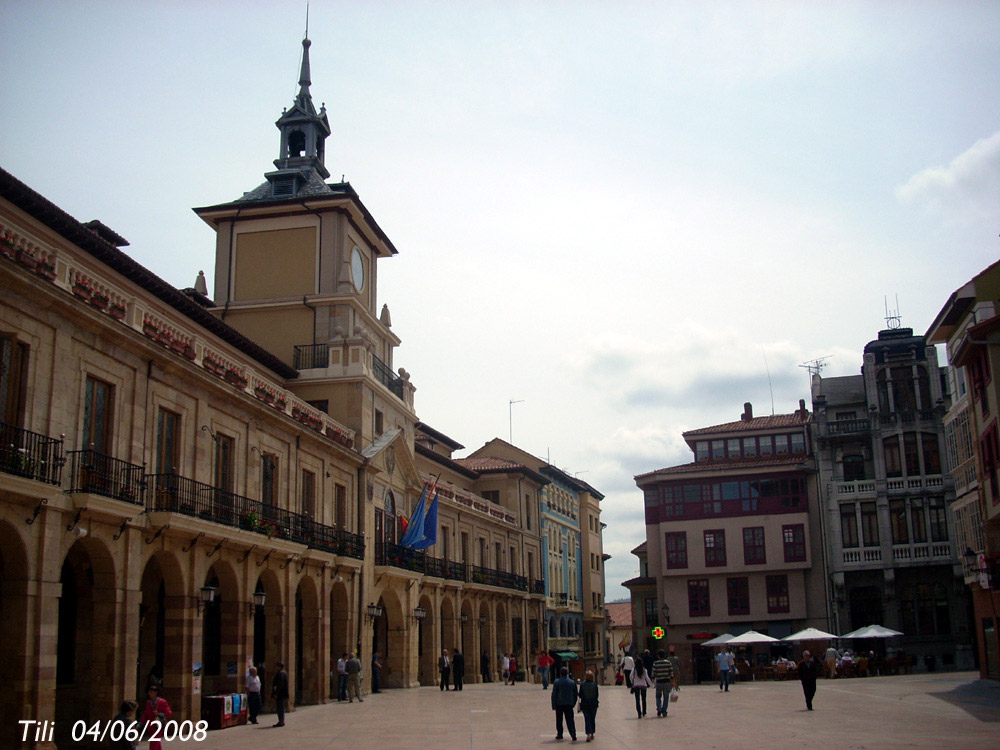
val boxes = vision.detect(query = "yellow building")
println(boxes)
[0,35,545,748]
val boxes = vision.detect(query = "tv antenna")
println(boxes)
[884,295,902,330]
[509,399,524,443]
[800,357,832,378]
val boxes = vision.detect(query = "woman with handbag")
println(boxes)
[630,660,653,718]
[578,670,600,742]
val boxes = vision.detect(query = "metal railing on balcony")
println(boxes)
[372,354,404,399]
[532,579,546,595]
[145,474,355,557]
[0,420,63,485]
[305,523,365,560]
[879,410,938,427]
[552,592,569,607]
[375,542,468,582]
[294,344,330,370]
[69,449,145,505]
[470,565,528,591]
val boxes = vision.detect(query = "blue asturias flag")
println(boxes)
[398,485,427,548]
[410,490,439,550]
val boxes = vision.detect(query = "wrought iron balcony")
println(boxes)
[533,579,546,595]
[372,354,404,399]
[375,542,468,582]
[145,473,355,557]
[294,343,329,370]
[69,449,145,505]
[0,420,63,485]
[552,592,569,607]
[470,564,528,591]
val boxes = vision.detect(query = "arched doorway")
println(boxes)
[55,537,117,746]
[329,579,350,698]
[0,521,30,749]
[138,552,186,707]
[461,599,475,673]
[496,602,509,661]
[478,604,494,681]
[295,576,320,705]
[373,589,405,688]
[200,561,239,696]
[440,596,457,655]
[253,570,283,710]
[418,594,435,685]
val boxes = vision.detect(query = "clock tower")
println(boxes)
[193,34,416,452]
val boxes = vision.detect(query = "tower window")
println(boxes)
[288,129,306,157]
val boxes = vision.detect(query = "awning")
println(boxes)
[556,651,579,660]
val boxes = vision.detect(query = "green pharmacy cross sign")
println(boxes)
[651,626,665,639]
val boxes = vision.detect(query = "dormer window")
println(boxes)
[272,176,296,198]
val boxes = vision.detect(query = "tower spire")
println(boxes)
[297,36,313,107]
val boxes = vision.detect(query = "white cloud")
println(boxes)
[896,131,1000,225]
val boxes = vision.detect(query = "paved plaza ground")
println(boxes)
[168,671,999,750]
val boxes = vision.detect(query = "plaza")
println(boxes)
[169,671,998,750]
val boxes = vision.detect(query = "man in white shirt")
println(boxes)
[246,666,262,724]
[622,653,635,689]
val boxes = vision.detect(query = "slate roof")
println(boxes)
[815,374,865,406]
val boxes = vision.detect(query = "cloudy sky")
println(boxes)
[2,1,998,600]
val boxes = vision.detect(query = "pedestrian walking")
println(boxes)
[140,684,172,750]
[271,661,289,727]
[622,653,635,689]
[578,670,599,742]
[651,649,676,717]
[439,649,452,690]
[667,645,682,685]
[246,666,262,724]
[481,651,492,683]
[630,660,653,718]
[641,648,654,674]
[551,666,578,741]
[346,652,364,702]
[501,652,510,682]
[336,653,348,701]
[825,645,838,678]
[508,653,518,685]
[453,648,465,691]
[798,650,820,710]
[716,648,731,692]
[538,650,555,689]
[371,651,383,693]
[110,700,138,750]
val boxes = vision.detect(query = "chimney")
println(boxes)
[797,399,809,421]
[741,402,753,422]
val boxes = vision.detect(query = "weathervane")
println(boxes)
[884,295,902,330]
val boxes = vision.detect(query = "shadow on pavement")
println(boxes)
[929,680,1000,722]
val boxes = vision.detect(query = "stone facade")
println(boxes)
[811,327,970,670]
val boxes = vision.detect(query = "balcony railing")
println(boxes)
[375,543,469,582]
[821,418,871,436]
[306,523,364,560]
[533,579,546,595]
[470,565,527,591]
[372,354,404,399]
[879,410,938,427]
[843,547,882,564]
[69,449,145,505]
[0,420,63,485]
[145,473,356,557]
[293,344,329,370]
[891,542,952,562]
[552,592,569,607]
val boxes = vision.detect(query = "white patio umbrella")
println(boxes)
[841,624,904,639]
[783,627,840,641]
[701,633,735,646]
[726,629,780,644]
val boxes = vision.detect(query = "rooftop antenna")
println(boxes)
[884,295,902,330]
[509,399,524,443]
[762,345,775,416]
[305,1,310,38]
[800,356,832,379]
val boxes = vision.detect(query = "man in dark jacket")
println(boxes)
[798,650,820,710]
[550,667,578,741]
[272,662,289,727]
[439,649,452,690]
[453,649,465,691]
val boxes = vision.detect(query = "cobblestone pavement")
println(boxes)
[166,671,999,750]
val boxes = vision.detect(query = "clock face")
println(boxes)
[351,247,365,291]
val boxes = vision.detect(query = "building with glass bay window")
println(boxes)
[812,326,970,670]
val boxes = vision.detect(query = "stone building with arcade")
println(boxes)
[0,35,562,748]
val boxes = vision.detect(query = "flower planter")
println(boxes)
[89,294,109,311]
[254,387,275,404]
[108,305,127,321]
[156,331,172,347]
[272,399,288,411]
[143,323,159,338]
[15,250,37,271]
[35,262,56,281]
[182,345,197,360]
[203,359,223,375]
[73,284,92,302]
[224,370,248,389]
